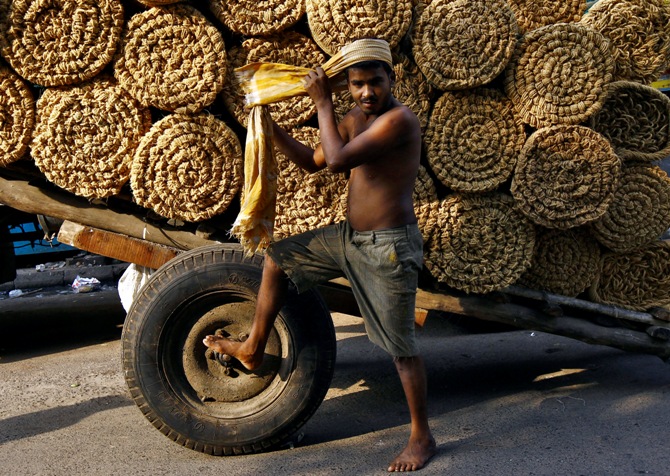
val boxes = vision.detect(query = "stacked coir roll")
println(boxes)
[1,0,670,311]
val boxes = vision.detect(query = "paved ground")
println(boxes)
[1,289,670,476]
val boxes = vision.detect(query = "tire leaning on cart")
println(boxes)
[121,244,337,455]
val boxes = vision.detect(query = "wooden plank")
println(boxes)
[0,174,221,251]
[414,308,429,327]
[58,221,180,269]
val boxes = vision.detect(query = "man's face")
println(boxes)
[346,66,394,116]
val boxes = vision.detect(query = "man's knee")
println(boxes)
[263,253,289,281]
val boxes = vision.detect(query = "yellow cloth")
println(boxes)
[230,39,393,255]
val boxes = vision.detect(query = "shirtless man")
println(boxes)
[204,54,436,472]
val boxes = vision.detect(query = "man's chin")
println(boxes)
[359,103,377,114]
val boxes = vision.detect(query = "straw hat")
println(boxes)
[589,241,670,311]
[222,32,326,129]
[517,226,601,297]
[31,77,152,199]
[208,0,305,37]
[0,0,124,87]
[508,0,585,34]
[305,0,413,56]
[512,125,622,229]
[424,193,536,294]
[425,88,524,193]
[131,113,243,222]
[589,81,670,162]
[411,0,518,90]
[590,164,670,253]
[274,127,348,240]
[504,23,614,128]
[114,4,226,113]
[0,64,34,166]
[582,0,670,84]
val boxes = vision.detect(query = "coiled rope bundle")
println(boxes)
[589,241,670,311]
[507,0,585,34]
[31,77,151,199]
[411,0,518,91]
[425,88,524,193]
[511,125,622,229]
[517,226,601,297]
[504,23,614,128]
[114,4,227,113]
[0,0,124,87]
[131,113,243,223]
[305,0,413,56]
[208,0,305,37]
[0,64,34,166]
[589,81,670,162]
[590,164,670,253]
[581,0,670,84]
[424,193,536,294]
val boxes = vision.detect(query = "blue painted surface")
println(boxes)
[9,221,76,256]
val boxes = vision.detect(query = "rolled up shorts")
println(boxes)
[266,221,423,357]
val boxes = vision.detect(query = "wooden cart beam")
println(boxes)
[58,221,181,269]
[0,174,219,251]
[329,278,670,360]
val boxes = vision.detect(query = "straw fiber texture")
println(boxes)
[411,0,518,91]
[0,0,124,87]
[511,125,622,229]
[517,227,601,297]
[208,0,305,37]
[391,52,435,131]
[425,88,524,193]
[31,77,151,199]
[504,23,614,129]
[131,113,243,223]
[589,81,670,162]
[137,1,182,5]
[274,127,348,240]
[424,193,536,294]
[0,64,34,166]
[589,241,670,311]
[305,0,413,56]
[582,0,670,84]
[414,165,440,243]
[590,164,670,253]
[222,33,325,129]
[508,0,585,34]
[114,5,226,113]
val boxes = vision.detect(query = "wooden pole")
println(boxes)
[0,174,221,251]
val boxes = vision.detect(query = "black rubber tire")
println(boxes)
[121,244,336,455]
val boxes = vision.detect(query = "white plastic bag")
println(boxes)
[118,264,154,312]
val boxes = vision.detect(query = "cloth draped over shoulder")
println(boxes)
[230,39,393,255]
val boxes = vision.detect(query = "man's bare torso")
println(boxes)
[343,102,421,231]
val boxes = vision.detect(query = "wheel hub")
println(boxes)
[181,301,284,403]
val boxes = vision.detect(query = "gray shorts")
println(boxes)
[266,221,423,357]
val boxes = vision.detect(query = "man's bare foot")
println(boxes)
[387,437,437,472]
[202,335,262,370]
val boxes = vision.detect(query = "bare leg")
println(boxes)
[388,356,436,472]
[203,254,289,370]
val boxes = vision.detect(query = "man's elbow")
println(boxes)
[325,159,348,174]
